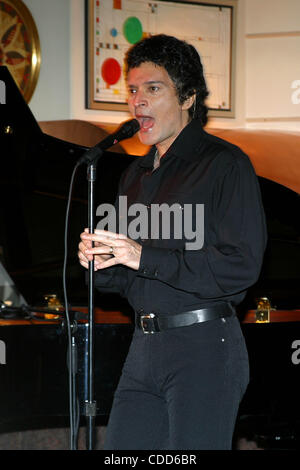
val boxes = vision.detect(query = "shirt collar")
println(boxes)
[137,119,206,168]
[138,146,157,169]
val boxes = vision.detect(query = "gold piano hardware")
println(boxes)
[43,294,62,319]
[4,126,13,135]
[255,297,274,323]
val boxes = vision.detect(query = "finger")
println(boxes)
[79,241,99,262]
[97,256,119,270]
[94,229,120,238]
[80,238,111,256]
[82,229,113,241]
[80,240,107,252]
[85,245,115,256]
[78,257,88,269]
[79,247,103,268]
[78,249,92,264]
[87,236,128,252]
[80,236,92,249]
[81,233,109,247]
[79,257,100,271]
[83,230,127,243]
[80,247,92,261]
[79,241,91,253]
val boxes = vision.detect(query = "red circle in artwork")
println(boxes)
[101,58,121,85]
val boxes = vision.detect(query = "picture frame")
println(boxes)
[85,0,237,117]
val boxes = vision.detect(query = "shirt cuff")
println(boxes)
[138,245,166,279]
[85,265,126,294]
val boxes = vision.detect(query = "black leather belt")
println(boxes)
[136,304,234,334]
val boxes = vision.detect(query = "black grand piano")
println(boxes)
[1,66,300,449]
[0,66,136,441]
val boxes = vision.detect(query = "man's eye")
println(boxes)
[149,86,159,92]
[129,88,137,94]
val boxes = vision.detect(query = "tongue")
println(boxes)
[140,117,155,130]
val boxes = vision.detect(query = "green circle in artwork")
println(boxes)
[123,16,143,44]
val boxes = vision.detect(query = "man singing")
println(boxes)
[78,34,267,450]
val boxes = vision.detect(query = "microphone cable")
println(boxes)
[63,160,82,450]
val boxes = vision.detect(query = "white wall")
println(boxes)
[245,0,300,130]
[24,0,71,121]
[24,0,300,131]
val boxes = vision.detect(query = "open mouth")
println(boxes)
[137,116,155,132]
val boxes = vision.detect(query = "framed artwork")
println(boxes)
[0,0,41,103]
[85,0,236,117]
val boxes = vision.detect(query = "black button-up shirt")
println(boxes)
[94,119,267,315]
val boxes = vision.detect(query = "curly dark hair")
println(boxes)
[125,34,209,126]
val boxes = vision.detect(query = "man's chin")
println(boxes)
[138,129,157,146]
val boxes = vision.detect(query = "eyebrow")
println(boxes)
[127,80,166,88]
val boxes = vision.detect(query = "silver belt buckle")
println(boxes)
[140,313,156,334]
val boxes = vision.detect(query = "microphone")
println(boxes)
[79,118,140,165]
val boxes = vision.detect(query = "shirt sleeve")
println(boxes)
[137,152,267,299]
[93,264,130,296]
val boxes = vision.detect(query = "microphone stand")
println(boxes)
[76,119,139,449]
[85,157,101,450]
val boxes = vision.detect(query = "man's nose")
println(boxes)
[133,90,147,107]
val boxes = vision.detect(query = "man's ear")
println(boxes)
[182,93,196,111]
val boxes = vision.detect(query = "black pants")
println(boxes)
[104,314,249,450]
